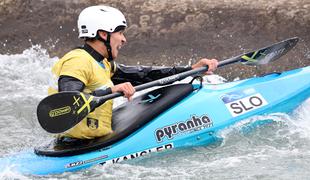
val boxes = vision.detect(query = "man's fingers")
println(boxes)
[122,82,135,100]
[206,59,218,73]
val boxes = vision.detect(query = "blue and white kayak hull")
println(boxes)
[1,66,309,175]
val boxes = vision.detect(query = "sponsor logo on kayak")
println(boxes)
[140,94,162,104]
[65,155,108,168]
[49,106,71,117]
[155,114,213,142]
[221,88,268,117]
[100,143,173,165]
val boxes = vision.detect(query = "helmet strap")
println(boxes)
[97,32,113,61]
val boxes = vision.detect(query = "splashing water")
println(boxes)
[0,46,309,179]
[0,46,57,145]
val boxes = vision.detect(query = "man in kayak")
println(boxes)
[48,5,218,140]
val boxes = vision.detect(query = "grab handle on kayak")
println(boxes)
[190,76,203,90]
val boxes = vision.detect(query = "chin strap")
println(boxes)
[97,33,113,61]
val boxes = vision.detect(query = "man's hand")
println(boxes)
[111,82,136,101]
[191,58,219,75]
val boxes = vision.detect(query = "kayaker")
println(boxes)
[48,5,218,140]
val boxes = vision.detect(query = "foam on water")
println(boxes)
[0,46,56,95]
[0,46,57,155]
[0,46,309,179]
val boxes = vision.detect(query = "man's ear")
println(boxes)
[98,31,108,41]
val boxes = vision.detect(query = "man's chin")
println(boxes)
[112,52,118,60]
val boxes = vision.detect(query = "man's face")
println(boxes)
[110,30,126,59]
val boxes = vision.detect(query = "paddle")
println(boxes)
[37,37,299,133]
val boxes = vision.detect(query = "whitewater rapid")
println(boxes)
[0,47,309,179]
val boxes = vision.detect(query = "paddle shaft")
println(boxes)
[97,55,241,105]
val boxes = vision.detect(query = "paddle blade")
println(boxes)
[240,37,299,65]
[37,92,97,133]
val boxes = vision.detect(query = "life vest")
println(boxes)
[48,48,116,139]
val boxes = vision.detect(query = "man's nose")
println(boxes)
[122,34,127,44]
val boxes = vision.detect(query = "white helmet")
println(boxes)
[78,5,127,38]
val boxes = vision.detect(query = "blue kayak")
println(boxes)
[1,66,310,175]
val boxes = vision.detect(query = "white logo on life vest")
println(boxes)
[224,93,268,117]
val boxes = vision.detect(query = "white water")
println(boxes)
[0,47,309,179]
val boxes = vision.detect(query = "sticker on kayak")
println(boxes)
[100,143,173,165]
[65,155,108,168]
[221,88,268,117]
[155,114,213,142]
[65,144,173,168]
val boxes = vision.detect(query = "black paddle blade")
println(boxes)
[240,37,299,65]
[37,92,97,133]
